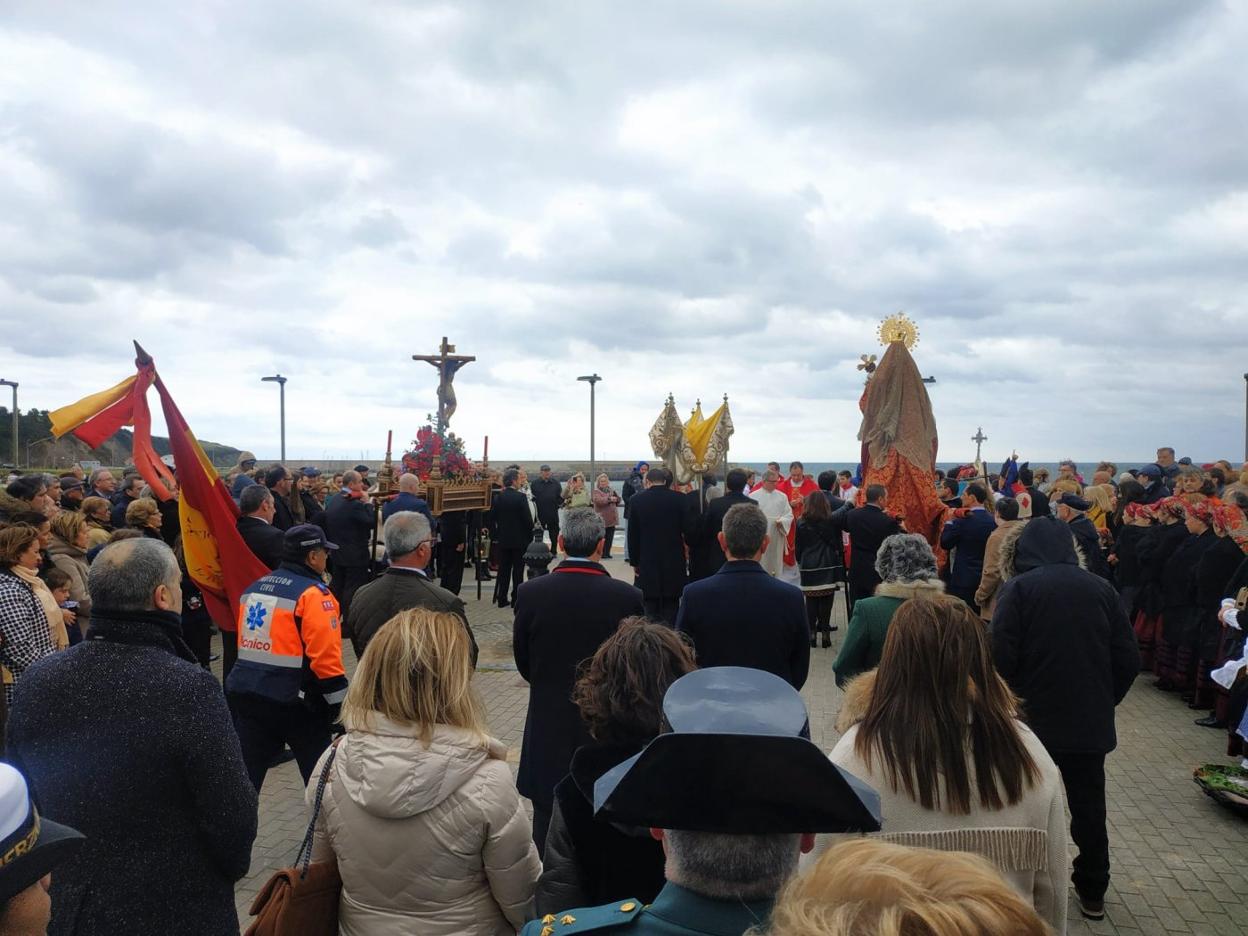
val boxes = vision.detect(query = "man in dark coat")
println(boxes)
[236,484,284,570]
[7,538,258,935]
[513,506,644,856]
[530,465,563,553]
[492,467,534,608]
[323,469,376,622]
[265,465,296,531]
[347,510,477,663]
[676,503,809,689]
[1136,463,1169,504]
[381,472,433,524]
[108,473,143,530]
[843,484,903,611]
[687,467,754,581]
[626,467,695,623]
[297,467,327,528]
[1057,493,1113,580]
[939,482,997,611]
[991,516,1139,922]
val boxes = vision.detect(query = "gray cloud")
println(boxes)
[0,0,1245,463]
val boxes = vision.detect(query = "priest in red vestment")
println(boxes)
[777,460,819,567]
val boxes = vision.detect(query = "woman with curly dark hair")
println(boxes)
[534,618,696,916]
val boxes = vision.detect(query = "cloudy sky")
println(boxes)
[2,1,1246,465]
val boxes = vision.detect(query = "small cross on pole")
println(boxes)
[972,427,988,464]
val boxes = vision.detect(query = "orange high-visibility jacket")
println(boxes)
[225,566,348,708]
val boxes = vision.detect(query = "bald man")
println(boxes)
[382,473,434,524]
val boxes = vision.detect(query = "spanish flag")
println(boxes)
[51,344,268,631]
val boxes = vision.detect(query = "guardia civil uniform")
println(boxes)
[525,667,883,936]
[226,524,348,792]
[520,884,773,935]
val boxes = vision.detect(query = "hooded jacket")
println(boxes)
[308,716,540,936]
[991,517,1139,754]
[46,534,91,635]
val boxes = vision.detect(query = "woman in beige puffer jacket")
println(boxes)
[307,608,540,935]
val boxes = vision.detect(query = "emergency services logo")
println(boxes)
[240,594,278,652]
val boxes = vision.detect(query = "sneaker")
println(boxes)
[1077,896,1105,921]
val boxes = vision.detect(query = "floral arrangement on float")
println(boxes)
[401,421,477,481]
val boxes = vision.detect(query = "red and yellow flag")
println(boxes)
[51,345,268,631]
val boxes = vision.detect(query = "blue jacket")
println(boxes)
[940,508,997,594]
[382,491,433,523]
[675,560,810,689]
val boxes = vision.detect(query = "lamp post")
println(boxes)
[577,374,602,482]
[0,379,16,468]
[1243,373,1247,463]
[261,374,287,462]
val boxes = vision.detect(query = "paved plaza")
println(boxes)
[229,561,1248,935]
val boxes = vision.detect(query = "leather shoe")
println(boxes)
[821,633,832,649]
[1194,714,1225,728]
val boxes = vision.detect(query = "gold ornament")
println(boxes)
[878,313,919,349]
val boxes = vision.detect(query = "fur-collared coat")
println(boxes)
[832,579,944,688]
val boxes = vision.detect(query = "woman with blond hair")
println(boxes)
[46,510,91,642]
[759,839,1050,935]
[307,608,539,935]
[827,596,1067,932]
[125,497,165,540]
[1083,484,1115,534]
[80,495,113,547]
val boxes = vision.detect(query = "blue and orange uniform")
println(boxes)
[226,554,348,792]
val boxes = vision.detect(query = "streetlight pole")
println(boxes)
[1243,373,1247,463]
[577,374,602,481]
[0,379,17,468]
[261,374,287,462]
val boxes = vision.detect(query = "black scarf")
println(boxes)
[86,608,200,665]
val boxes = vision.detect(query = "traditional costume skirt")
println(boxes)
[1134,610,1161,672]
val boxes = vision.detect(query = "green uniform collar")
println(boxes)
[645,881,773,935]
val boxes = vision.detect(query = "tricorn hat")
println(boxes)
[594,667,881,834]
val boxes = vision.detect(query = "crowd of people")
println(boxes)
[0,443,1243,934]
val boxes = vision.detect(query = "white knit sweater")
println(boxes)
[822,721,1069,935]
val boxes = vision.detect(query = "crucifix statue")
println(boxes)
[972,426,988,463]
[412,337,476,432]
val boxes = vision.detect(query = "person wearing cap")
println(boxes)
[0,762,83,935]
[6,538,257,935]
[56,475,83,513]
[264,465,296,531]
[990,517,1139,922]
[226,523,349,791]
[354,463,371,486]
[522,666,881,936]
[1136,463,1168,504]
[229,452,259,499]
[530,465,563,554]
[1056,492,1113,581]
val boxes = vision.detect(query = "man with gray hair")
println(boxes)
[236,483,283,571]
[7,538,258,935]
[346,510,476,662]
[523,667,881,936]
[513,507,644,856]
[675,503,810,688]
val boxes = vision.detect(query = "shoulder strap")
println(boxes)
[295,738,342,877]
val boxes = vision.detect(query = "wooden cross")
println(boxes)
[972,426,988,463]
[412,337,476,432]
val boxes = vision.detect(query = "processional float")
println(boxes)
[856,314,948,555]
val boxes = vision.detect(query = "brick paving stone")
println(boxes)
[229,560,1248,933]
